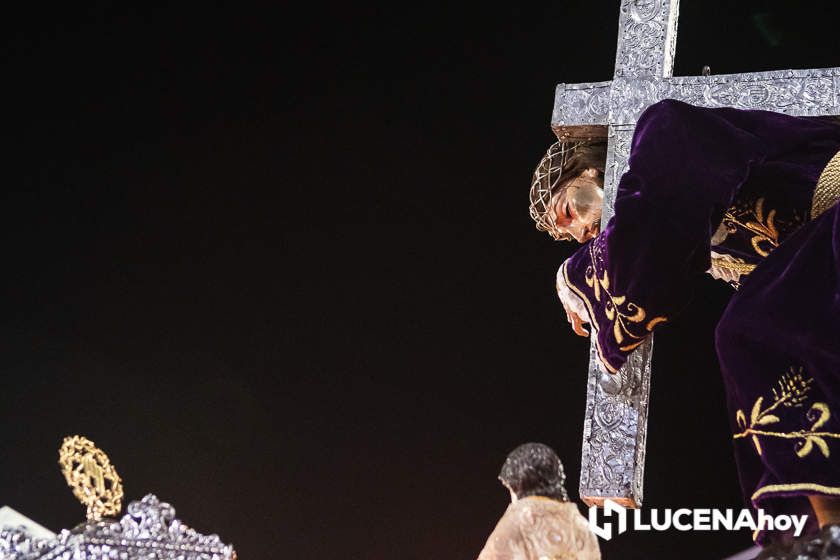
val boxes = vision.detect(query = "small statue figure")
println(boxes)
[477,443,601,560]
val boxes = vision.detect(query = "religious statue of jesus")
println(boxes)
[529,99,840,548]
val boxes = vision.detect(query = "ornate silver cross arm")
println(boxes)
[552,0,840,507]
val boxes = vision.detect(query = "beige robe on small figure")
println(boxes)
[477,496,601,560]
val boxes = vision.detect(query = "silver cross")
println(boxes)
[552,0,840,507]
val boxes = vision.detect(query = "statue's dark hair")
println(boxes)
[554,140,608,197]
[499,443,569,501]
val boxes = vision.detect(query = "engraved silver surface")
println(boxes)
[551,82,611,127]
[554,69,840,128]
[600,126,634,224]
[0,495,235,560]
[0,529,53,560]
[580,338,653,506]
[555,0,840,507]
[613,0,679,80]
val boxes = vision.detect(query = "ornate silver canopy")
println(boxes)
[0,494,236,560]
[1,436,236,560]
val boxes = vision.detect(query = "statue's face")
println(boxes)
[549,168,604,242]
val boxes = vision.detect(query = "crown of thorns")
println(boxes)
[529,141,582,241]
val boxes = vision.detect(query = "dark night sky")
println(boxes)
[2,2,839,559]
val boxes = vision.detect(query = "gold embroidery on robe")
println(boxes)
[583,244,667,353]
[734,367,840,459]
[721,197,780,257]
[709,196,806,288]
[559,243,667,373]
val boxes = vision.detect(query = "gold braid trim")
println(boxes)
[709,251,758,279]
[812,149,840,220]
[752,482,840,503]
[711,258,757,275]
[751,483,840,542]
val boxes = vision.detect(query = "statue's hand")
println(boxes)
[563,303,590,337]
[556,261,591,337]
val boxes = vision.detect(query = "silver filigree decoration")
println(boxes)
[580,338,652,505]
[0,495,235,560]
[552,82,611,126]
[0,529,55,560]
[554,69,840,129]
[600,126,634,224]
[614,0,673,79]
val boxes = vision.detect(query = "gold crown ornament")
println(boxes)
[0,435,237,559]
[57,435,124,521]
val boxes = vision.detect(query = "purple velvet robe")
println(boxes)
[558,100,840,544]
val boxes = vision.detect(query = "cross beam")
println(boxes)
[554,0,840,507]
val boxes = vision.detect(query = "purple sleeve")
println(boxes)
[558,99,840,373]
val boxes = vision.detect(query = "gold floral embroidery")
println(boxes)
[583,244,667,353]
[721,197,780,257]
[559,241,669,373]
[734,367,839,458]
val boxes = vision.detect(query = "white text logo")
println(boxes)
[587,500,808,541]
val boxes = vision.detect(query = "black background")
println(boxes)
[2,2,839,558]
